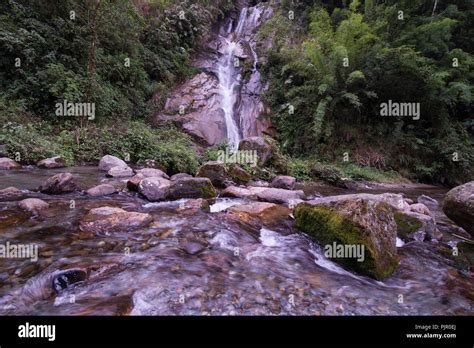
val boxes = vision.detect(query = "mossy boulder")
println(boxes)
[196,161,251,187]
[168,177,216,199]
[294,197,399,280]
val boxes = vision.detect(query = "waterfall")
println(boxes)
[216,5,267,151]
[216,8,250,152]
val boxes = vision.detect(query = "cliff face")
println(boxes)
[153,1,274,147]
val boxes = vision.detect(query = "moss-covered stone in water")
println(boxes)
[294,204,398,280]
[394,212,422,238]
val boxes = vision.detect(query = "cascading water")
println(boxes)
[217,39,241,152]
[216,7,255,151]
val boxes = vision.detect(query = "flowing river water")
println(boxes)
[0,167,473,315]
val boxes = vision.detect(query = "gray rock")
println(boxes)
[0,157,21,170]
[135,168,169,179]
[98,155,127,171]
[138,177,171,201]
[106,166,134,178]
[256,187,305,204]
[170,173,193,181]
[271,175,296,190]
[443,181,474,236]
[86,184,118,197]
[417,194,439,208]
[39,172,78,194]
[37,156,66,169]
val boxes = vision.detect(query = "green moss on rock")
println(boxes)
[294,203,398,280]
[394,212,423,238]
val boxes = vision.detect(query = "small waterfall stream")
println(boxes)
[216,5,264,151]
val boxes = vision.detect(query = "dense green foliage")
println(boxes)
[259,0,473,184]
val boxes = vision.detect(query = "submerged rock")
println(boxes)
[443,181,474,236]
[0,157,21,170]
[80,206,153,233]
[37,156,66,169]
[18,198,49,212]
[167,178,216,199]
[86,184,118,197]
[295,195,399,280]
[39,172,78,194]
[98,155,127,171]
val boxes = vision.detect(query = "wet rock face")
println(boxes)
[154,72,227,146]
[39,172,79,194]
[0,157,21,170]
[443,181,474,236]
[98,155,127,172]
[168,177,217,200]
[127,173,145,191]
[53,269,87,293]
[295,197,399,280]
[37,156,66,169]
[80,207,153,234]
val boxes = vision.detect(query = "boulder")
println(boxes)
[106,166,134,178]
[294,195,399,280]
[196,161,228,187]
[127,174,145,191]
[170,173,193,181]
[271,175,296,190]
[98,155,127,171]
[80,207,153,234]
[86,184,118,197]
[168,177,216,200]
[135,168,169,179]
[227,164,252,184]
[138,177,171,201]
[39,172,78,194]
[238,137,272,166]
[0,157,21,170]
[394,211,441,242]
[443,181,474,236]
[18,198,49,212]
[37,156,66,169]
[256,187,305,204]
